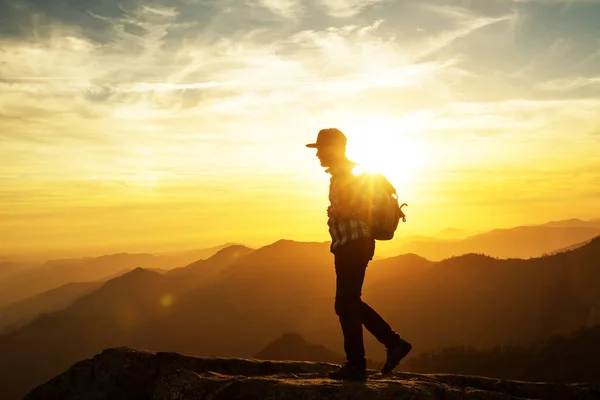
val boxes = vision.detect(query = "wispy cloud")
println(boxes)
[416,5,518,60]
[142,6,180,17]
[318,0,387,18]
[255,0,303,18]
[538,76,600,91]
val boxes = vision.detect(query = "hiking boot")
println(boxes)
[381,338,412,374]
[327,363,367,380]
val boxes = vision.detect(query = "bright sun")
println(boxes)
[343,116,431,185]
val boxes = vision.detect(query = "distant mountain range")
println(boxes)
[155,243,245,263]
[0,261,37,281]
[2,218,597,309]
[2,233,600,399]
[167,245,254,280]
[0,281,102,335]
[0,245,238,308]
[377,218,600,260]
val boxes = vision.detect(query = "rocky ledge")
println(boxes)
[26,347,598,400]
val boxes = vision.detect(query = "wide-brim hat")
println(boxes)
[306,128,347,148]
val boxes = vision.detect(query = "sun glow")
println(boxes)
[343,116,432,185]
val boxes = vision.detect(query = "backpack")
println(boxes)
[354,172,407,240]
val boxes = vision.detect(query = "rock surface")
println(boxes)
[26,347,599,400]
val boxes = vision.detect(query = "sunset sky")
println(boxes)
[1,0,600,258]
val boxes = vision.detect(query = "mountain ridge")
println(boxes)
[385,224,600,260]
[0,281,102,334]
[0,248,240,307]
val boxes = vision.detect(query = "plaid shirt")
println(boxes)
[326,160,372,253]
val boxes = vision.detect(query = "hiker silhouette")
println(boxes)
[306,128,412,380]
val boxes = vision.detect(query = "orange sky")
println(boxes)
[1,0,600,259]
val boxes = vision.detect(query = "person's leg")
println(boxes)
[351,237,412,374]
[331,237,411,377]
[333,242,368,370]
[360,301,402,349]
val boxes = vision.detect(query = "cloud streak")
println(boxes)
[318,0,387,18]
[538,76,600,91]
[255,0,303,18]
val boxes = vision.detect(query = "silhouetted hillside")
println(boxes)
[369,237,600,352]
[254,332,345,364]
[542,219,600,229]
[26,347,598,400]
[253,332,381,369]
[139,236,600,359]
[0,267,173,400]
[0,252,193,307]
[3,238,600,399]
[0,281,102,334]
[63,268,166,318]
[383,221,600,260]
[155,243,246,264]
[167,245,254,279]
[407,324,600,383]
[136,240,335,357]
[550,238,595,255]
[0,244,255,400]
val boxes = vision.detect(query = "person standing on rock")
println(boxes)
[306,128,412,380]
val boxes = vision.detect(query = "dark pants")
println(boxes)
[334,237,400,368]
